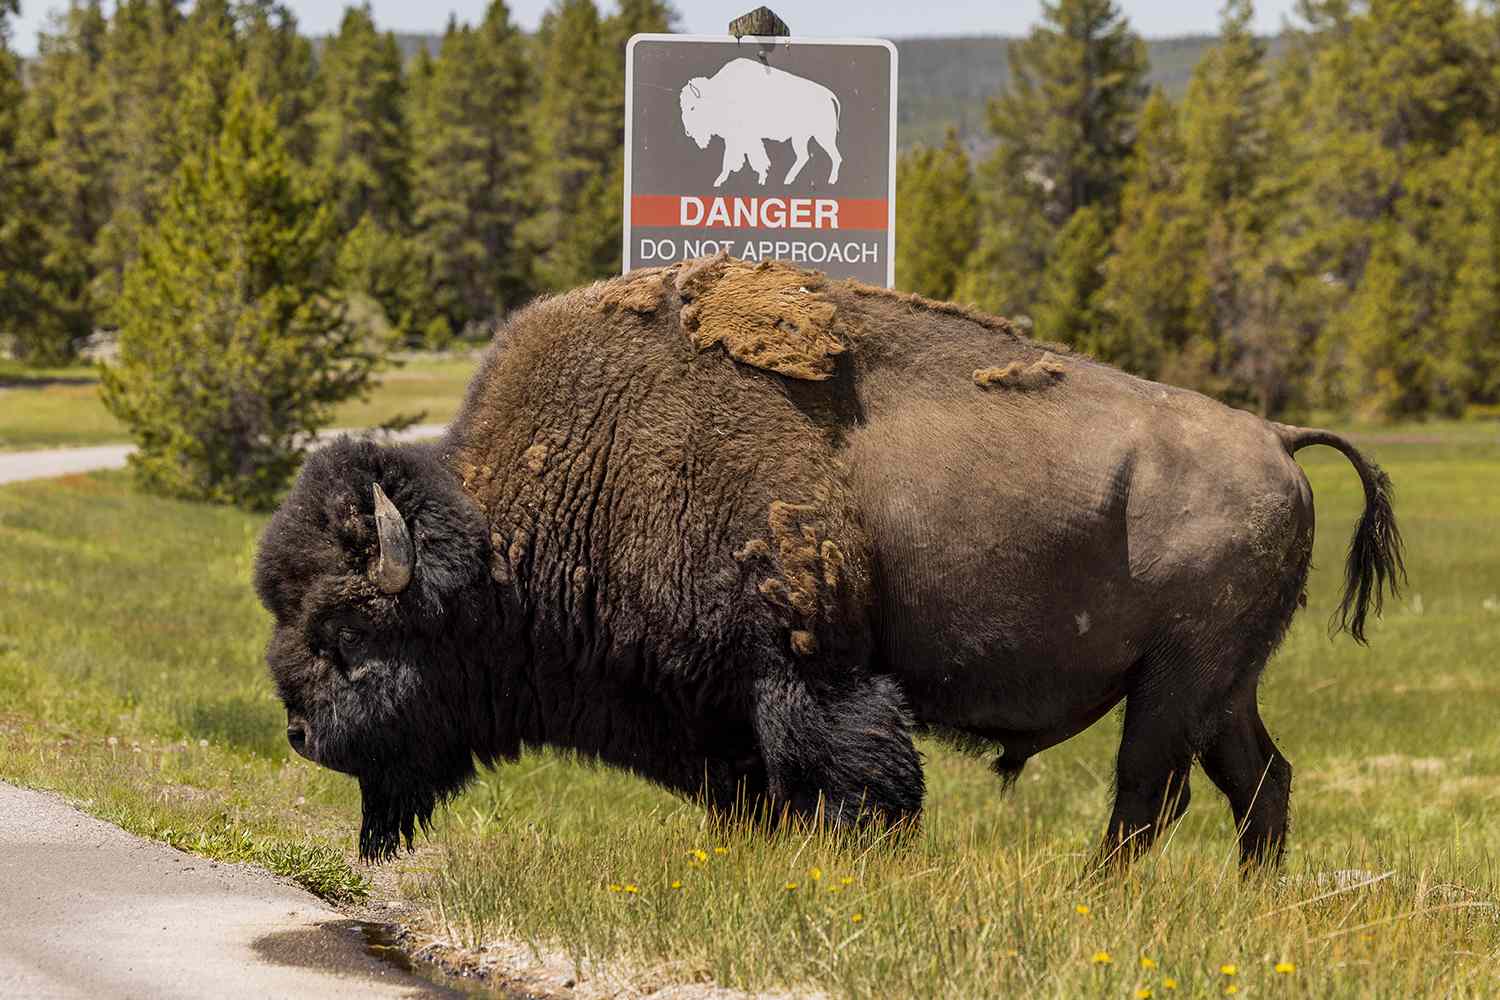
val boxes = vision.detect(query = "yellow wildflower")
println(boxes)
[607,884,622,893]
[785,881,798,891]
[1139,956,1156,970]
[809,866,822,881]
[689,849,708,863]
[1075,904,1090,916]
[1162,978,1177,990]
[670,880,683,890]
[1225,987,1238,996]
[1275,961,1296,974]
[840,876,854,886]
[1092,951,1112,965]
[851,913,863,923]
[714,847,728,855]
[1220,964,1237,976]
[624,884,639,894]
[1135,990,1153,1000]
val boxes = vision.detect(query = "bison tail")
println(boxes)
[1276,424,1407,644]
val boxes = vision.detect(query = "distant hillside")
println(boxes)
[381,32,1288,153]
[895,34,1290,150]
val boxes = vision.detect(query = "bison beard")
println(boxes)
[256,256,1404,875]
[357,748,477,863]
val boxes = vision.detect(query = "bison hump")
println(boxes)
[674,254,846,381]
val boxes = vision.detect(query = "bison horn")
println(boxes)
[370,483,413,594]
[688,80,702,98]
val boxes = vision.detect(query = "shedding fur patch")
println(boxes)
[736,499,845,656]
[790,630,818,655]
[592,268,667,314]
[974,352,1067,391]
[845,283,1020,335]
[522,443,548,475]
[674,254,845,380]
[733,538,770,562]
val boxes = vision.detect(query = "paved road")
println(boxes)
[0,425,448,486]
[0,781,458,999]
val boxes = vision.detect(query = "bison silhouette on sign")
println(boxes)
[680,58,843,188]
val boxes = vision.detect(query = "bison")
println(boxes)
[679,58,843,187]
[254,256,1404,869]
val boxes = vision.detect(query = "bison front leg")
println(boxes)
[752,670,924,829]
[715,142,747,187]
[746,139,771,186]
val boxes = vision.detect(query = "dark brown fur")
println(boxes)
[256,255,1403,870]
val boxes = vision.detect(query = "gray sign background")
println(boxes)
[625,35,896,285]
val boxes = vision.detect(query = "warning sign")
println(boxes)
[624,34,897,285]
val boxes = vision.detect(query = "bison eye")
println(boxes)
[336,626,366,662]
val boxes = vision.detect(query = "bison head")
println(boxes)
[679,77,713,150]
[253,438,491,861]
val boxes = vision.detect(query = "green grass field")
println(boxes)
[1,420,1497,996]
[0,355,477,450]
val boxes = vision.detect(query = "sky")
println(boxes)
[7,0,1305,56]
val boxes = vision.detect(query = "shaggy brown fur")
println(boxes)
[675,255,846,380]
[974,352,1068,390]
[590,267,667,314]
[256,254,1403,873]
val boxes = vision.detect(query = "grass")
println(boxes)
[1,421,1498,996]
[0,354,477,450]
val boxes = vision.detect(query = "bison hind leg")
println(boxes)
[1093,668,1197,875]
[1200,692,1292,871]
[812,129,842,185]
[784,136,812,185]
[752,671,924,830]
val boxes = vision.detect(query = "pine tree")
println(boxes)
[524,0,619,291]
[1439,128,1500,405]
[1033,205,1111,350]
[2,5,87,362]
[959,0,1148,323]
[1179,0,1296,414]
[1096,89,1206,380]
[408,1,536,340]
[594,0,673,277]
[89,0,187,321]
[101,77,378,509]
[895,128,977,301]
[239,0,319,163]
[23,0,114,341]
[1283,0,1485,416]
[171,0,239,151]
[313,3,410,235]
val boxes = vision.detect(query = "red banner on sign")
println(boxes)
[631,194,888,231]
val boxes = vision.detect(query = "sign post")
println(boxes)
[624,21,897,286]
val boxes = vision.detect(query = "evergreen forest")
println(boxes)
[3,0,1498,422]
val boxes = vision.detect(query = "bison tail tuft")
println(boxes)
[1277,424,1407,644]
